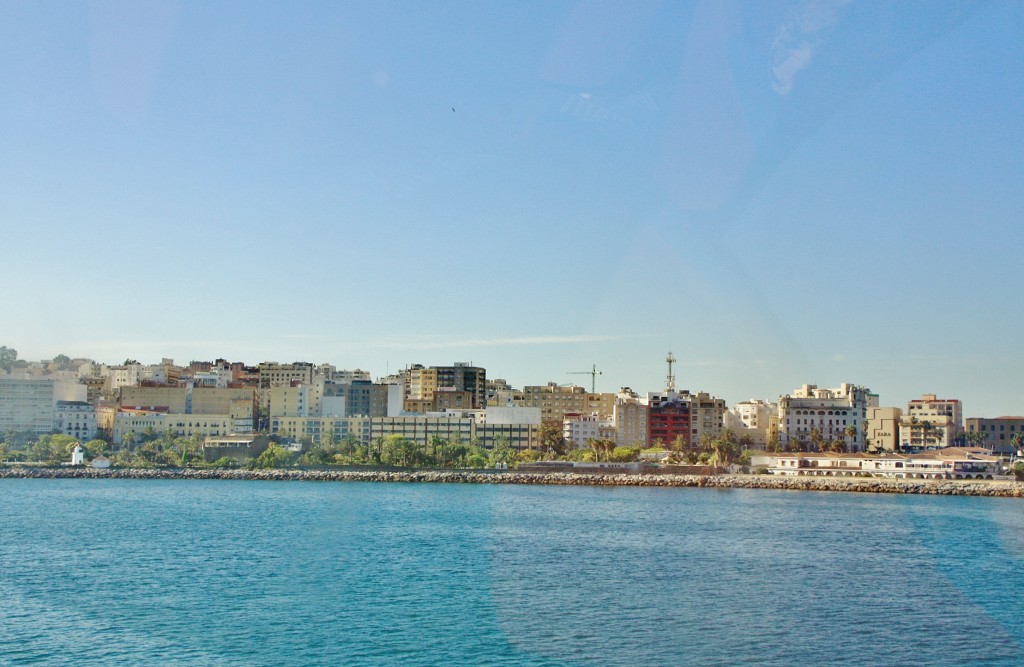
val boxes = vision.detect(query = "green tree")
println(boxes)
[488,437,515,468]
[0,346,17,373]
[1011,432,1024,456]
[516,449,543,464]
[711,431,739,466]
[380,435,422,467]
[809,428,826,453]
[539,422,566,457]
[844,424,858,451]
[610,446,639,463]
[83,439,109,458]
[921,420,944,449]
[251,443,291,469]
[1013,461,1024,482]
[463,444,488,468]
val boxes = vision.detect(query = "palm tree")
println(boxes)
[844,424,857,452]
[810,428,826,453]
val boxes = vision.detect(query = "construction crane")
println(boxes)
[568,364,603,393]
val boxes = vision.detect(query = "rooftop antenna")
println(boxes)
[568,364,603,393]
[665,351,676,393]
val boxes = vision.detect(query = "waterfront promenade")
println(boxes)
[3,466,1024,497]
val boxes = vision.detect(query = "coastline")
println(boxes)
[2,466,1023,497]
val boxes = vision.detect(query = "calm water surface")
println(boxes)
[1,479,1021,666]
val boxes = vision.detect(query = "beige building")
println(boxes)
[686,391,727,445]
[724,399,778,448]
[899,394,962,451]
[113,409,250,446]
[486,379,526,408]
[522,383,616,424]
[120,386,256,418]
[257,362,325,407]
[866,406,902,452]
[965,416,1024,456]
[613,390,648,448]
[269,378,325,418]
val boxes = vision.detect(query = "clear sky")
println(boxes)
[2,1,1022,416]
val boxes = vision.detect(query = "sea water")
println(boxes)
[0,479,1021,666]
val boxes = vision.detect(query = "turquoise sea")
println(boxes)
[1,479,1022,666]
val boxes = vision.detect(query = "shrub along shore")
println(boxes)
[2,466,1023,497]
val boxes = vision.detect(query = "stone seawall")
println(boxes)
[2,467,1024,497]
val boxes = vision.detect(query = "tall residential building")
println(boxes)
[613,389,648,448]
[0,377,87,437]
[647,390,691,449]
[778,383,876,451]
[407,363,487,409]
[900,394,963,451]
[0,377,56,436]
[687,391,727,445]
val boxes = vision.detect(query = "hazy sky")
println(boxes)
[2,1,1022,416]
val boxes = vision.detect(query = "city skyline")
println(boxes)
[3,2,1021,417]
[2,344,1018,421]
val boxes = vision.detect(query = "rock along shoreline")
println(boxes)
[2,466,1023,497]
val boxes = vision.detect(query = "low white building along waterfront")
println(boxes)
[778,383,877,451]
[751,447,1002,479]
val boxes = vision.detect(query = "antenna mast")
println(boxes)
[665,351,676,393]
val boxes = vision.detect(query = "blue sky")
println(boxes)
[2,1,1022,416]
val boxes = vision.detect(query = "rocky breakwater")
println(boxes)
[2,467,1023,497]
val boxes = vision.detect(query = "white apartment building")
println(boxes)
[0,377,88,436]
[778,384,877,451]
[563,413,615,450]
[0,377,57,436]
[110,364,143,390]
[56,400,97,442]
